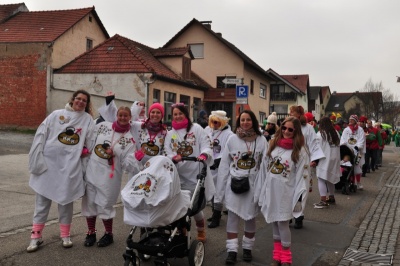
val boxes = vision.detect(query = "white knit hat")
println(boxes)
[267,112,278,125]
[209,110,230,129]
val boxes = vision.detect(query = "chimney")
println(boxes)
[200,20,212,29]
[216,32,222,37]
[332,91,336,95]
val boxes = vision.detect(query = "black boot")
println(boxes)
[294,216,304,229]
[225,251,237,265]
[243,249,252,262]
[208,210,222,228]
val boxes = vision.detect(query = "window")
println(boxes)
[260,83,266,98]
[193,97,201,121]
[180,95,190,107]
[216,76,236,89]
[188,43,204,59]
[164,92,176,124]
[271,84,285,94]
[259,112,266,126]
[153,89,160,103]
[86,38,93,51]
[250,79,254,94]
[88,16,92,22]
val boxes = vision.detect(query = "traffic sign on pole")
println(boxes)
[236,85,248,98]
[236,85,248,104]
[222,78,243,84]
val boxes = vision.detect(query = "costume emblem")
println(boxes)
[348,137,357,145]
[94,140,112,160]
[236,151,255,170]
[133,177,152,193]
[130,173,158,197]
[59,115,71,125]
[58,127,80,145]
[269,156,290,177]
[142,142,160,156]
[177,141,193,157]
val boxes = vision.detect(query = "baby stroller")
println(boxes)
[121,156,207,266]
[336,144,358,194]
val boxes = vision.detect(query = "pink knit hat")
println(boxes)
[148,103,164,117]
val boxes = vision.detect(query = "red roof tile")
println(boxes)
[280,75,309,94]
[0,3,26,22]
[55,34,210,89]
[152,47,191,58]
[0,7,108,42]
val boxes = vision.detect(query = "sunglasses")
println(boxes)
[281,126,294,133]
[212,120,220,124]
[171,102,185,108]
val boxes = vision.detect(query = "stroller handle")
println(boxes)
[181,156,207,167]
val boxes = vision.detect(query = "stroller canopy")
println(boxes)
[121,156,191,227]
[340,144,355,163]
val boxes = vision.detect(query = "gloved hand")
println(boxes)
[134,150,145,161]
[293,201,302,212]
[197,153,208,161]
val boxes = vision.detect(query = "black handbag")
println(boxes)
[230,139,255,194]
[230,176,250,194]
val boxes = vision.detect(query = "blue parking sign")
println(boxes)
[236,85,248,98]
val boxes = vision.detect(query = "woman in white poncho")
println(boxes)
[204,110,233,229]
[27,90,95,253]
[82,106,141,248]
[314,116,341,208]
[215,110,267,264]
[164,103,214,244]
[97,94,167,170]
[255,116,308,266]
[289,105,325,229]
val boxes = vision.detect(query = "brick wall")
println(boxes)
[0,54,47,128]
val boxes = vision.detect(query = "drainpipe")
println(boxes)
[142,73,156,114]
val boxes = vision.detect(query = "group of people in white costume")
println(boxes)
[28,88,350,266]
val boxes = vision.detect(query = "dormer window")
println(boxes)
[188,43,204,59]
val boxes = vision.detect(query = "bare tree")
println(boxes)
[359,79,384,121]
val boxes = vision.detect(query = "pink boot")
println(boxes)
[281,247,292,266]
[271,241,282,265]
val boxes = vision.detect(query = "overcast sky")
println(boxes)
[4,0,400,96]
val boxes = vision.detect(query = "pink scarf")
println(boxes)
[277,138,294,149]
[112,121,130,133]
[172,118,189,130]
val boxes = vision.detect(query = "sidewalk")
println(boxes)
[338,158,400,266]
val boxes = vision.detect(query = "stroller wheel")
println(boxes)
[341,186,349,195]
[138,232,151,261]
[123,256,140,266]
[188,240,205,266]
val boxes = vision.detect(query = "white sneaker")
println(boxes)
[357,183,364,190]
[27,238,43,252]
[61,237,73,248]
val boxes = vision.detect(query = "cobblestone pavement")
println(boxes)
[339,161,400,265]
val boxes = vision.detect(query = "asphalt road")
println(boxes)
[0,129,399,265]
